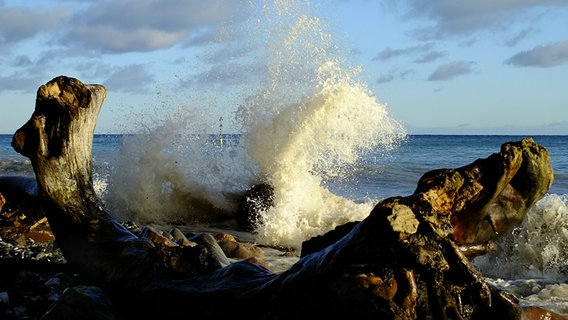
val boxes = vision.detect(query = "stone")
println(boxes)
[217,239,265,260]
[188,233,230,266]
[235,183,274,231]
[41,285,116,320]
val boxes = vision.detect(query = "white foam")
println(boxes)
[474,194,568,281]
[235,2,404,250]
[102,1,405,250]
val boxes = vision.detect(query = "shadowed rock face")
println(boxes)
[235,183,274,232]
[296,138,555,319]
[4,76,562,319]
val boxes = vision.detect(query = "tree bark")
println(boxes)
[12,76,159,289]
[8,76,564,319]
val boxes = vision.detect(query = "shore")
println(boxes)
[0,217,300,319]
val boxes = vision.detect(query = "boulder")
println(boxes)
[235,182,274,231]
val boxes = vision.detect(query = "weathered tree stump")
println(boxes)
[11,77,160,291]
[6,76,565,319]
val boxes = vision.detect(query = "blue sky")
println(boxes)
[1,0,567,134]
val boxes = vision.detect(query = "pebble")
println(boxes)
[0,237,65,263]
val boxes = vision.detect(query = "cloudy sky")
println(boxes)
[1,0,567,134]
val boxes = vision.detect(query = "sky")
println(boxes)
[0,0,567,135]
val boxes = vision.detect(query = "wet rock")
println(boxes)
[169,227,193,246]
[217,238,265,260]
[235,183,274,232]
[188,233,230,266]
[41,285,116,320]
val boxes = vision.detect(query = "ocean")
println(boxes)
[1,133,567,315]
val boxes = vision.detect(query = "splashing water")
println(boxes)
[236,1,405,249]
[242,61,405,248]
[473,194,568,316]
[473,194,568,281]
[105,109,257,223]
[105,0,406,250]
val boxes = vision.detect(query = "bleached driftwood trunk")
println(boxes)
[12,76,158,288]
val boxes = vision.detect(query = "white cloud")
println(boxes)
[376,68,415,84]
[389,0,568,40]
[103,64,155,93]
[0,74,41,92]
[505,40,568,67]
[504,28,534,47]
[0,4,72,51]
[373,43,434,61]
[0,1,252,93]
[65,25,184,53]
[0,5,71,41]
[0,0,247,54]
[63,0,246,53]
[428,61,474,81]
[413,51,445,63]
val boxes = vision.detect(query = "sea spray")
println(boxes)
[473,194,568,281]
[104,0,406,250]
[237,1,406,249]
[475,194,568,316]
[105,109,257,223]
[243,63,405,249]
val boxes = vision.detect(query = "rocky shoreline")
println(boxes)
[0,231,67,319]
[0,236,65,263]
[0,219,297,319]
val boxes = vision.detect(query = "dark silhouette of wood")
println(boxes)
[7,76,565,319]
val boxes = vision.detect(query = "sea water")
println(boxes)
[1,0,567,315]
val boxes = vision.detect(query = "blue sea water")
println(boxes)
[326,134,568,201]
[2,133,565,220]
[1,133,566,212]
[2,133,566,229]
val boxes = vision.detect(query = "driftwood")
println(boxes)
[5,76,565,319]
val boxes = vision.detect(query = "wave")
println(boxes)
[101,1,405,251]
[473,193,568,281]
[0,159,33,175]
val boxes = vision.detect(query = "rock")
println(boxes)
[217,239,265,260]
[25,228,55,243]
[188,233,230,266]
[41,285,116,320]
[414,138,553,247]
[169,227,193,246]
[521,306,567,320]
[0,176,38,203]
[0,258,75,319]
[213,232,266,260]
[235,183,274,231]
[0,291,8,313]
[0,176,45,242]
[214,232,237,242]
[139,225,179,247]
